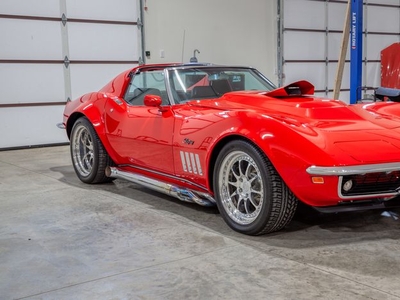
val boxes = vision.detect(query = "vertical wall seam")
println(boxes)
[139,0,146,64]
[59,0,72,102]
[324,0,329,96]
[277,0,284,86]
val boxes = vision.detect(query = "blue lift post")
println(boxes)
[350,0,363,104]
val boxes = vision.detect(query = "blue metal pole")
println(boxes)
[350,0,363,103]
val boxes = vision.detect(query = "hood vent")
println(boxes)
[265,80,315,98]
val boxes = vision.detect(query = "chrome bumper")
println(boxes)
[307,162,400,199]
[56,123,66,129]
[306,162,400,176]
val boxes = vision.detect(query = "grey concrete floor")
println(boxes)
[1,146,400,300]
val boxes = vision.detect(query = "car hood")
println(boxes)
[187,90,400,132]
[185,87,400,164]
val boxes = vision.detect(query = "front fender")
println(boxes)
[205,111,338,204]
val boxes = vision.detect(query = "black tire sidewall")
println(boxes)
[213,140,273,235]
[70,117,101,183]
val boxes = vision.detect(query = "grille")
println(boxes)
[341,171,400,196]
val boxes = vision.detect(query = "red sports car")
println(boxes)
[60,63,400,235]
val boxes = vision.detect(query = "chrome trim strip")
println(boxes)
[307,162,400,176]
[185,152,192,173]
[106,167,215,206]
[190,153,197,174]
[117,163,208,192]
[180,151,187,172]
[337,176,400,199]
[195,154,203,175]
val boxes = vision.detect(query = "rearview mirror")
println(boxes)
[144,94,162,107]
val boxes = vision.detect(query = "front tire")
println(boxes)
[70,117,114,184]
[213,140,298,235]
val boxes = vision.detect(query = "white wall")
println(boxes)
[0,0,140,149]
[143,0,278,84]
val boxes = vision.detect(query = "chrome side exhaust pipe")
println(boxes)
[105,166,215,207]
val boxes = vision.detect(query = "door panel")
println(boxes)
[104,99,174,174]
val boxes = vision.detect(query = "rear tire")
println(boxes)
[213,140,298,235]
[70,117,114,184]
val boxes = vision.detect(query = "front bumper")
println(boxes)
[307,162,400,200]
[313,196,400,213]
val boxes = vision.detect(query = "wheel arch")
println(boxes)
[208,134,298,235]
[66,112,85,139]
[66,105,120,164]
[65,92,107,139]
[66,102,106,142]
[66,110,105,140]
[208,134,265,194]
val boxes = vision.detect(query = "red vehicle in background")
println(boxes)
[60,63,400,235]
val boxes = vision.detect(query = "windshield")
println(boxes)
[167,67,276,103]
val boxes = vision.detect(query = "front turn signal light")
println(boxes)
[311,177,325,184]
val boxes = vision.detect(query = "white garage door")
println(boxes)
[280,0,400,103]
[0,0,142,149]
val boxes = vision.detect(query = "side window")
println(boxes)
[124,71,169,105]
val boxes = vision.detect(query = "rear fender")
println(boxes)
[65,93,119,160]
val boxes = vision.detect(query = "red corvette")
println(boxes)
[60,63,400,235]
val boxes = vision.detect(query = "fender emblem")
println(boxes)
[183,138,194,145]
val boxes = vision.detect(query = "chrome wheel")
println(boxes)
[70,117,114,184]
[213,140,298,235]
[218,150,264,225]
[71,124,94,177]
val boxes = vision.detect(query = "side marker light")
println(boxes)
[312,177,325,184]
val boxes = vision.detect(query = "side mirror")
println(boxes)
[144,94,162,107]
